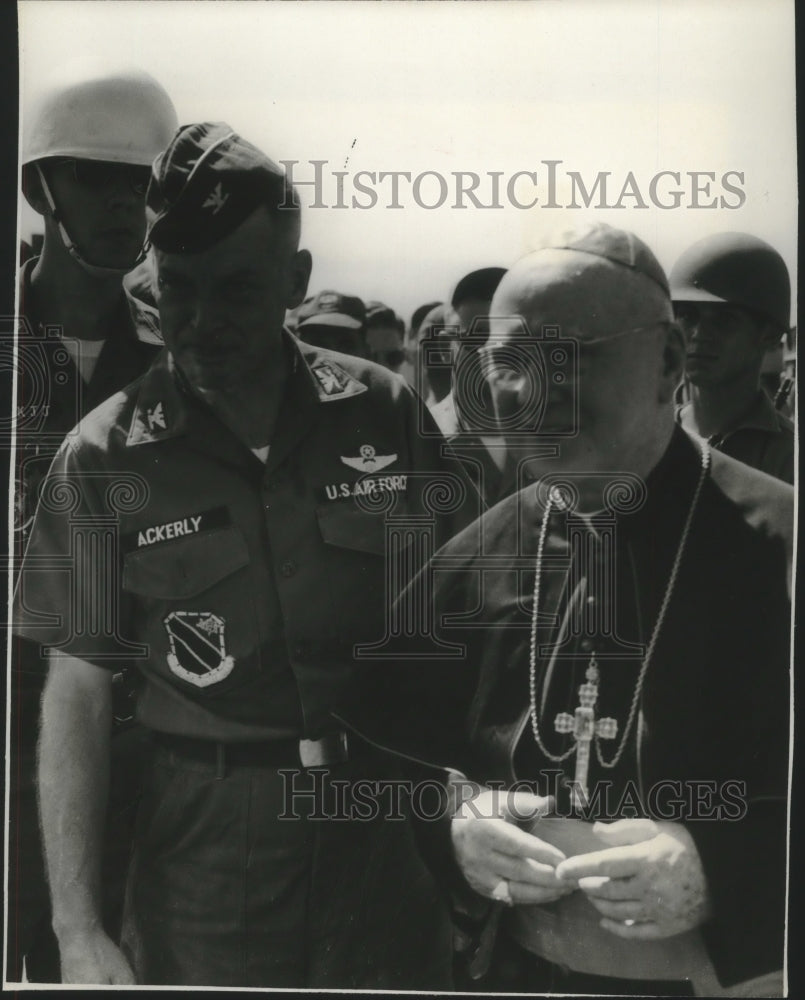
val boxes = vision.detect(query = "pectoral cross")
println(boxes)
[554,657,618,811]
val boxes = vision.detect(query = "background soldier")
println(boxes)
[8,68,177,983]
[400,299,441,387]
[670,231,794,484]
[295,289,368,358]
[429,267,510,507]
[414,302,453,407]
[365,300,406,373]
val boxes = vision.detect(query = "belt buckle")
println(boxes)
[299,731,348,767]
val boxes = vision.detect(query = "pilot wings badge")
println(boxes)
[340,444,397,473]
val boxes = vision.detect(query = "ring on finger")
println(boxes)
[490,879,513,905]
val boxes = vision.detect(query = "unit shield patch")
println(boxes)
[164,611,234,687]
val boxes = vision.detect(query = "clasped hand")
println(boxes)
[451,788,711,938]
[450,788,573,906]
[555,817,712,939]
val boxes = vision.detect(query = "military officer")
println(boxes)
[13,122,478,988]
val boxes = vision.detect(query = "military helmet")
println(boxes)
[23,69,178,167]
[669,232,790,332]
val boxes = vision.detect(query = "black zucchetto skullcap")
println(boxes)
[146,122,295,253]
[539,222,670,296]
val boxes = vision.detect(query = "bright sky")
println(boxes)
[18,0,797,324]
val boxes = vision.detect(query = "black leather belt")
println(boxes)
[151,730,351,768]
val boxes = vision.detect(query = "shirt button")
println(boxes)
[586,595,597,606]
[281,560,297,577]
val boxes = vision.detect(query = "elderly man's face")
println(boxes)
[155,205,309,393]
[488,326,667,471]
[486,253,679,477]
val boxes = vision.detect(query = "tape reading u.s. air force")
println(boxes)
[122,506,231,553]
[318,474,408,502]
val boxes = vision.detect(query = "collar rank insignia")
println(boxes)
[202,182,229,214]
[147,401,167,431]
[164,611,234,687]
[311,360,368,401]
[341,443,397,473]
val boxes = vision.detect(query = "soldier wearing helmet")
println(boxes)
[670,232,794,484]
[8,69,177,984]
[16,69,178,538]
[22,68,177,275]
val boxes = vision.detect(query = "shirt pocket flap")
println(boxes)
[122,526,249,599]
[316,503,393,556]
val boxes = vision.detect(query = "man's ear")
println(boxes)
[659,322,686,403]
[286,249,312,309]
[758,321,784,352]
[21,163,51,216]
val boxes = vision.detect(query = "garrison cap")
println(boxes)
[297,290,366,330]
[538,222,670,296]
[146,121,294,253]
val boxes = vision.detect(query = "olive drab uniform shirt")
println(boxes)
[12,257,164,558]
[6,259,164,984]
[677,391,795,485]
[13,334,479,741]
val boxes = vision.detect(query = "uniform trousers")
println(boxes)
[121,740,453,989]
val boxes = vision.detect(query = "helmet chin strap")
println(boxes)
[35,163,147,278]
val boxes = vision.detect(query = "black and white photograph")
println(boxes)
[4,0,796,994]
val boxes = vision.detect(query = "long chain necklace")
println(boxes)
[527,442,711,802]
